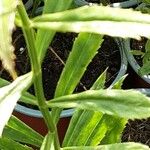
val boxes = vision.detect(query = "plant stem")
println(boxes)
[17,1,60,149]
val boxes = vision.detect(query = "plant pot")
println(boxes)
[13,106,73,143]
[12,36,128,142]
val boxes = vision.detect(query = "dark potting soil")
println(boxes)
[7,29,120,100]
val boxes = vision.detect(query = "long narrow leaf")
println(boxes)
[52,33,103,122]
[3,115,43,147]
[54,33,103,97]
[35,0,73,63]
[32,21,150,39]
[47,89,150,119]
[0,77,37,105]
[62,142,150,150]
[0,137,32,150]
[40,132,54,150]
[33,6,150,23]
[63,70,107,146]
[32,6,150,39]
[0,72,32,136]
[0,0,18,79]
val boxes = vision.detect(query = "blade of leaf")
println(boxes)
[47,89,150,119]
[0,137,32,150]
[62,142,150,150]
[63,69,107,146]
[0,0,18,79]
[140,39,150,75]
[33,6,150,23]
[52,33,103,122]
[0,72,32,136]
[35,0,73,63]
[0,77,37,105]
[40,132,54,150]
[32,21,150,39]
[3,115,43,147]
[100,117,127,144]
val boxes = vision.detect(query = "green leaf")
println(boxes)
[63,70,107,146]
[32,21,150,39]
[91,68,107,90]
[0,0,18,79]
[0,137,32,150]
[47,89,150,119]
[63,110,103,146]
[54,33,103,97]
[32,6,150,39]
[111,74,128,89]
[40,132,54,150]
[139,39,150,75]
[0,77,37,106]
[62,142,150,150]
[130,50,145,56]
[0,72,32,136]
[100,117,127,144]
[52,33,103,122]
[3,115,43,147]
[35,0,73,63]
[33,6,150,23]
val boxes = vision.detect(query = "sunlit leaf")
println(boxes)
[0,72,32,136]
[62,142,150,150]
[32,21,150,39]
[0,0,18,79]
[3,115,43,147]
[0,137,32,150]
[47,89,150,119]
[52,33,103,122]
[40,132,54,150]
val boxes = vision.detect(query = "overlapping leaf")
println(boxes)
[62,142,150,150]
[3,115,43,147]
[0,72,32,136]
[32,6,150,39]
[0,0,18,79]
[47,89,150,119]
[0,137,32,150]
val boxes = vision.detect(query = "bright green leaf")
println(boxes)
[63,70,107,146]
[62,142,150,150]
[0,137,32,150]
[0,72,32,136]
[48,89,150,119]
[3,115,43,147]
[52,33,103,122]
[40,132,54,150]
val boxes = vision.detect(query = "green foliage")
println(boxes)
[140,39,150,75]
[0,73,32,136]
[48,89,150,119]
[3,116,43,147]
[62,142,150,150]
[0,0,150,149]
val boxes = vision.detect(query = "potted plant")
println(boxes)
[1,0,150,149]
